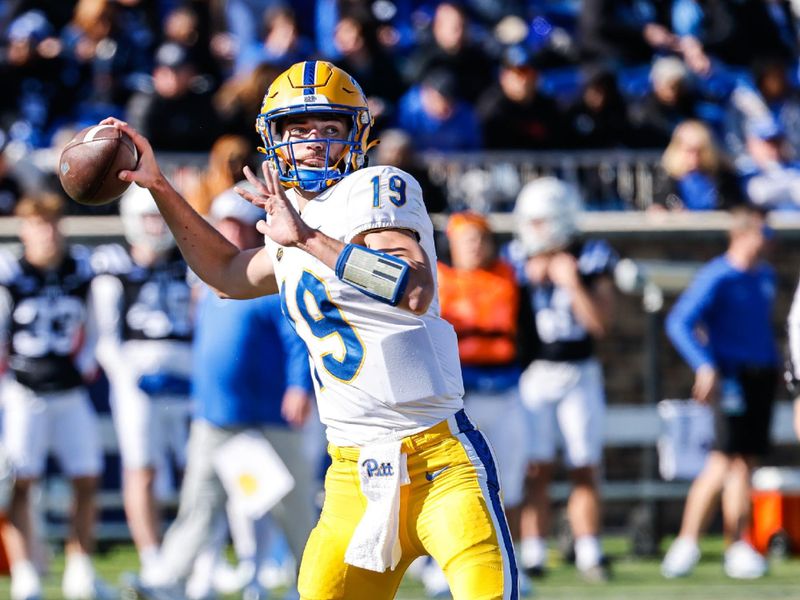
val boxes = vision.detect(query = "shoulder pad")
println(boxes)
[349,166,422,201]
[499,239,530,284]
[69,245,96,279]
[343,165,427,241]
[578,239,618,276]
[91,243,133,276]
[0,245,20,285]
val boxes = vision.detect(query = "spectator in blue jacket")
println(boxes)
[395,68,482,151]
[234,4,314,75]
[662,204,779,581]
[652,120,745,211]
[131,185,316,600]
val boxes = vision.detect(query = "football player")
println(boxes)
[101,59,518,599]
[511,177,617,582]
[91,185,194,584]
[0,194,105,600]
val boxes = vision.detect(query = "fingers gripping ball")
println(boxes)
[58,124,138,206]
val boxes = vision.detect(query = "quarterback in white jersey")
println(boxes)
[102,60,519,600]
[270,164,463,446]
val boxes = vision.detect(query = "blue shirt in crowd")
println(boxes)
[666,255,779,374]
[396,85,482,151]
[192,287,312,428]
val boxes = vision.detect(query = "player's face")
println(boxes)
[141,213,169,240]
[524,218,551,244]
[19,216,63,267]
[676,128,706,172]
[449,224,493,271]
[281,116,349,167]
[732,216,771,258]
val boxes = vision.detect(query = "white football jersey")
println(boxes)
[268,165,464,446]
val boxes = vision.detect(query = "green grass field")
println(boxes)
[3,536,799,599]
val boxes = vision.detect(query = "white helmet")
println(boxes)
[513,176,582,256]
[119,184,175,254]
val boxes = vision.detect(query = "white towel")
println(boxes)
[344,441,410,572]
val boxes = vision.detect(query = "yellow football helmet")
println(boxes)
[256,60,374,192]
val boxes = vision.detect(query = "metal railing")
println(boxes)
[420,149,664,212]
[18,147,666,213]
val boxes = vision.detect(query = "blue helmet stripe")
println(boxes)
[303,61,316,95]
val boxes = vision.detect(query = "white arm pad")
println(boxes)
[334,244,410,306]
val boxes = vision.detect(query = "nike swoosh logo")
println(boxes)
[425,466,449,481]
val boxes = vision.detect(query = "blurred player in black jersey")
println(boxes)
[91,184,194,585]
[0,193,106,600]
[509,177,617,583]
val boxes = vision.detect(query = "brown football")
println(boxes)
[58,125,139,206]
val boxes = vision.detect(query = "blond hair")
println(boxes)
[185,135,252,215]
[14,193,64,220]
[728,204,767,237]
[661,120,722,178]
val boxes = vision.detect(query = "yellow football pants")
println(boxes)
[297,409,518,600]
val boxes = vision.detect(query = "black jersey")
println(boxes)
[518,239,617,364]
[95,246,192,343]
[0,248,94,392]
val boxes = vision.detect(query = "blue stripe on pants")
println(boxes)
[455,409,519,599]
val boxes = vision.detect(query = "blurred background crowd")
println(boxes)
[4,0,800,215]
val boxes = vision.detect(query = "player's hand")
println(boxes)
[236,163,314,248]
[281,386,313,428]
[547,252,581,289]
[693,365,718,404]
[524,254,550,284]
[100,117,163,189]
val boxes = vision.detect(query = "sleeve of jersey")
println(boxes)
[74,284,100,378]
[91,275,129,382]
[665,264,719,372]
[90,243,133,275]
[578,239,619,278]
[0,287,11,368]
[0,247,20,285]
[343,167,429,242]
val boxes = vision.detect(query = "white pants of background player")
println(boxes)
[520,359,605,468]
[519,358,606,572]
[110,390,191,499]
[1,379,103,598]
[2,379,102,479]
[464,387,528,507]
